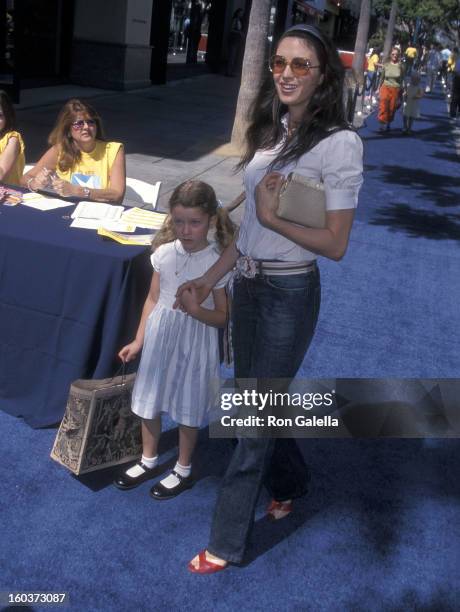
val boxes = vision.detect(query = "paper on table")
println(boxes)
[121,207,167,229]
[70,218,136,232]
[98,228,154,245]
[71,201,125,221]
[22,195,75,211]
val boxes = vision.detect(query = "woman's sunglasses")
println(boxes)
[269,55,321,76]
[71,119,97,130]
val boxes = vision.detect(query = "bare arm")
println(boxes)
[0,136,21,181]
[175,238,239,306]
[51,147,126,203]
[255,173,355,261]
[225,191,246,212]
[118,271,160,362]
[20,145,59,190]
[180,286,228,328]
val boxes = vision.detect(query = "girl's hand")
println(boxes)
[174,276,212,310]
[179,286,199,316]
[51,176,77,198]
[255,172,284,228]
[118,340,142,363]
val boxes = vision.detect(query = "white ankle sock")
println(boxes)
[142,455,159,469]
[125,455,158,477]
[160,462,191,489]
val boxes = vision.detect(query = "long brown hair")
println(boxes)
[237,25,349,172]
[152,180,236,252]
[0,90,17,136]
[48,99,106,172]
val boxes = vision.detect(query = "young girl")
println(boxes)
[114,180,235,499]
[403,72,424,134]
[0,90,25,185]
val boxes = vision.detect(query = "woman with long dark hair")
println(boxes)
[21,99,125,203]
[178,24,363,573]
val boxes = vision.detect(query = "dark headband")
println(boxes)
[282,24,328,48]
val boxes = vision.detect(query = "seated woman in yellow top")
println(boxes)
[0,90,25,185]
[21,98,125,203]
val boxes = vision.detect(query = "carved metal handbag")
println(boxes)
[51,371,141,475]
[277,172,327,229]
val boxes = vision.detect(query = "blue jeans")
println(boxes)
[208,268,321,563]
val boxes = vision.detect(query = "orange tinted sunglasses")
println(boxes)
[269,55,321,76]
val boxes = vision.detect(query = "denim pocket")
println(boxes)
[265,272,315,292]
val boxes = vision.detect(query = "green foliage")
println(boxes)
[373,0,460,45]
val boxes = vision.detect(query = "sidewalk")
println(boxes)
[16,75,245,219]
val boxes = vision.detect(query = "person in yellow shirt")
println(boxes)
[21,99,125,203]
[404,44,417,76]
[0,90,25,185]
[365,47,381,93]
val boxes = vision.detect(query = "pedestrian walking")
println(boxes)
[425,44,442,93]
[186,0,203,64]
[365,47,381,95]
[404,43,418,77]
[403,72,423,134]
[226,8,244,77]
[449,52,460,120]
[440,46,452,85]
[378,47,405,132]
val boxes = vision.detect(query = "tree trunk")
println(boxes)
[383,0,398,62]
[352,0,372,86]
[230,0,272,150]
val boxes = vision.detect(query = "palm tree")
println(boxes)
[383,0,398,61]
[352,0,372,85]
[230,0,273,150]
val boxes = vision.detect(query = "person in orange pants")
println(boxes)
[378,48,404,132]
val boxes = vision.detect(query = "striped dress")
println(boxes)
[131,240,227,427]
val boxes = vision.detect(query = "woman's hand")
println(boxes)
[30,167,53,191]
[174,276,212,310]
[118,340,142,363]
[255,172,284,228]
[51,176,78,198]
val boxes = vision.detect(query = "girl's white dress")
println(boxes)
[131,240,228,427]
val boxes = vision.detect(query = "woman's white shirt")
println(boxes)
[237,126,363,262]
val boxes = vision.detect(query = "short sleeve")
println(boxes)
[107,142,123,168]
[321,130,363,210]
[5,131,25,154]
[150,245,164,272]
[215,270,232,289]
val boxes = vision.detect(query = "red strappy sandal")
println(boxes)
[187,550,228,575]
[267,499,293,521]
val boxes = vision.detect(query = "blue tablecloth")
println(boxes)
[0,200,152,427]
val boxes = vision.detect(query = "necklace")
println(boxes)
[174,241,192,276]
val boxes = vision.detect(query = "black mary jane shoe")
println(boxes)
[149,471,195,500]
[113,461,157,490]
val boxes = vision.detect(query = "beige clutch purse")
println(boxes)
[277,172,326,229]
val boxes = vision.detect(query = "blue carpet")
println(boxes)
[1,88,459,611]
